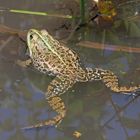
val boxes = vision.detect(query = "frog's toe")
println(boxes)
[73,131,82,138]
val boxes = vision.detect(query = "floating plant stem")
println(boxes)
[0,8,80,19]
[9,9,74,19]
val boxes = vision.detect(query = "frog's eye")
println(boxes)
[30,34,33,40]
[41,30,48,36]
[32,34,38,41]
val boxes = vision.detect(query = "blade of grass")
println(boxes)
[9,9,77,19]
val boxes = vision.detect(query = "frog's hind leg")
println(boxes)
[22,75,76,129]
[86,68,140,94]
[22,96,66,130]
[100,69,140,93]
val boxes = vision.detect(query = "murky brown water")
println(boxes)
[0,0,140,140]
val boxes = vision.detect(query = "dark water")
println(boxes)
[0,0,140,140]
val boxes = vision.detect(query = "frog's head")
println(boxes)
[27,29,50,58]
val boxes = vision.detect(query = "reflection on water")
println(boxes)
[0,0,140,140]
[0,36,140,140]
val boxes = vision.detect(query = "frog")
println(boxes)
[18,29,140,135]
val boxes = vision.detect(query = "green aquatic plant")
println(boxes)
[0,8,78,19]
[10,9,73,19]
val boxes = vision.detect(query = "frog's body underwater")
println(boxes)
[21,29,140,132]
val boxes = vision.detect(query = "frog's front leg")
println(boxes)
[16,59,32,68]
